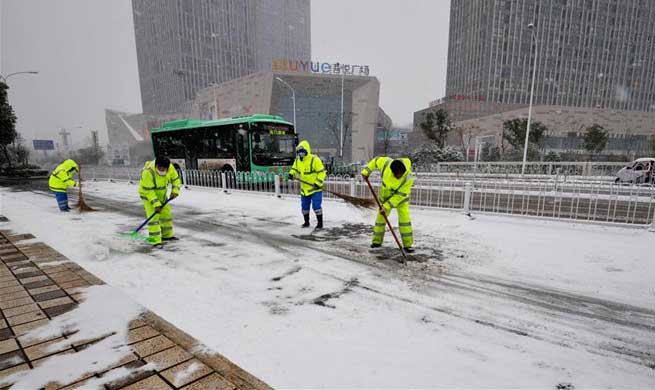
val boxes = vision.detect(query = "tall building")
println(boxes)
[132,0,311,114]
[446,0,655,112]
[412,0,655,158]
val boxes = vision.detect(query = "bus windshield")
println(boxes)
[251,123,296,166]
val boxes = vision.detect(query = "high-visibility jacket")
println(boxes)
[138,161,182,208]
[289,140,326,196]
[48,159,79,193]
[361,156,414,209]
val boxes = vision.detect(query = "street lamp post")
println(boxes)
[275,77,296,129]
[522,23,538,176]
[0,71,39,84]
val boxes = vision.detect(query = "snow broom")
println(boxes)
[294,178,375,209]
[76,172,96,212]
[118,197,173,243]
[363,176,408,262]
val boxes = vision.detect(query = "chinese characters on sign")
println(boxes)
[272,59,370,76]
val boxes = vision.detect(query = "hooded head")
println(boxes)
[63,159,79,173]
[296,140,311,160]
[155,156,171,176]
[390,160,406,179]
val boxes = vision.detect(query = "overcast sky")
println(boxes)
[0,0,449,147]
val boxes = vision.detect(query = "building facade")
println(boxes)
[105,109,188,165]
[412,0,655,158]
[132,0,311,114]
[447,0,655,111]
[191,71,381,163]
[454,105,655,158]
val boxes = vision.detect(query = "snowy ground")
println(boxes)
[1,182,654,388]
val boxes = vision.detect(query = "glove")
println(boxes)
[361,173,369,181]
[288,174,294,181]
[379,203,391,217]
[313,184,321,190]
[155,206,162,214]
[169,193,178,200]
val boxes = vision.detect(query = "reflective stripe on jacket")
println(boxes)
[361,156,414,209]
[138,161,182,207]
[48,159,79,193]
[289,140,326,196]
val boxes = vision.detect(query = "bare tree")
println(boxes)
[454,124,479,161]
[382,128,392,155]
[324,111,355,159]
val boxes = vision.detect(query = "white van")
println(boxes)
[615,158,655,184]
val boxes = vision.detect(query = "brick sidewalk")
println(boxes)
[0,221,272,390]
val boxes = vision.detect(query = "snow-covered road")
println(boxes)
[1,182,654,388]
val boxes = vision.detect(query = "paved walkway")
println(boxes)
[0,218,271,390]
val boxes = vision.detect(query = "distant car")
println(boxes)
[615,158,655,184]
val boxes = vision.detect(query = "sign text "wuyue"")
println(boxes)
[272,59,370,76]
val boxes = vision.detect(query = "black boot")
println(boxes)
[316,214,323,229]
[301,214,310,228]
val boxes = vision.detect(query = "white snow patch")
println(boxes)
[2,285,145,389]
[1,184,655,388]
[73,362,157,390]
[37,260,74,267]
[173,361,202,387]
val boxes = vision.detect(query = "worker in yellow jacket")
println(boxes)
[48,159,79,212]
[361,157,415,252]
[139,156,182,246]
[289,140,326,229]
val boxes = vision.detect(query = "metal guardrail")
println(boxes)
[423,161,628,177]
[86,167,655,227]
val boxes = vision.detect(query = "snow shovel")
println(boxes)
[76,172,96,212]
[363,176,408,262]
[118,197,173,242]
[293,178,375,209]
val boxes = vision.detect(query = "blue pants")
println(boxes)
[54,192,70,211]
[301,192,323,216]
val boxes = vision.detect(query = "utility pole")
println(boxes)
[59,128,71,155]
[340,72,345,159]
[58,125,82,156]
[91,130,98,151]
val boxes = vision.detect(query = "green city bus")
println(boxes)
[150,114,297,175]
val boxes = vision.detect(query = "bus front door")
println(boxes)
[235,129,250,172]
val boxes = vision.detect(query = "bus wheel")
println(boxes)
[221,165,234,174]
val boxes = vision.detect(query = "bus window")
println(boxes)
[250,123,295,167]
[215,128,235,158]
[152,133,185,160]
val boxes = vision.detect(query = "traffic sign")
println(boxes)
[32,139,55,151]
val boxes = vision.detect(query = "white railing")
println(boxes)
[85,167,655,227]
[422,161,627,177]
